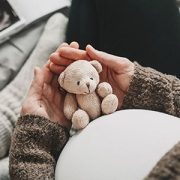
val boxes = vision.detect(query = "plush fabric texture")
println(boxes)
[0,13,68,159]
[59,60,118,130]
[9,62,180,179]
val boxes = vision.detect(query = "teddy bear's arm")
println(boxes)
[97,82,113,98]
[97,82,118,114]
[64,93,78,120]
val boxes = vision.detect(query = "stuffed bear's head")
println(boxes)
[58,60,102,94]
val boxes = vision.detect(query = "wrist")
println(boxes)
[17,114,69,150]
[125,62,135,93]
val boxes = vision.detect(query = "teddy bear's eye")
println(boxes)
[77,81,80,85]
[90,77,93,80]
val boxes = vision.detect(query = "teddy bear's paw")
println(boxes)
[69,126,79,136]
[72,109,90,130]
[97,82,112,98]
[101,94,118,114]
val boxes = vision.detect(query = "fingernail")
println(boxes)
[87,45,98,52]
[61,42,69,46]
[70,41,79,49]
[87,44,93,49]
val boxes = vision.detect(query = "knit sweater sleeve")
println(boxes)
[122,62,180,117]
[9,115,69,180]
[122,62,180,179]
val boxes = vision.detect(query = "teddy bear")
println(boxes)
[58,60,118,132]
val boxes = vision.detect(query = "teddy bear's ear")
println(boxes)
[90,60,102,73]
[58,72,65,87]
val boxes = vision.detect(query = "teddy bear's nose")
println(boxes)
[86,82,90,89]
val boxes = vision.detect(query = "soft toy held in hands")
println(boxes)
[58,60,118,132]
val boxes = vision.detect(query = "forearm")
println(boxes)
[144,141,180,179]
[9,115,69,180]
[122,62,180,117]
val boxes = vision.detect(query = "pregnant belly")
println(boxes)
[55,109,180,180]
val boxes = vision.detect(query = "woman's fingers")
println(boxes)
[49,63,66,74]
[56,42,69,52]
[43,83,53,100]
[70,41,79,49]
[27,67,44,97]
[42,62,54,84]
[50,42,80,66]
[50,42,71,66]
[51,74,59,88]
[56,41,79,52]
[59,46,90,60]
[58,41,89,61]
[86,45,129,72]
[49,52,72,66]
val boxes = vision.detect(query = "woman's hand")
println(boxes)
[21,63,71,129]
[86,45,134,108]
[49,41,90,74]
[49,42,134,108]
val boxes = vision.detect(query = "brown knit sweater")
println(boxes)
[9,62,180,180]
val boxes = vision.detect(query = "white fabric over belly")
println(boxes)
[55,109,180,180]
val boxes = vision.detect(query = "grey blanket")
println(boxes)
[0,21,45,91]
[0,11,68,180]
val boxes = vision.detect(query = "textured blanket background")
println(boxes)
[0,8,69,180]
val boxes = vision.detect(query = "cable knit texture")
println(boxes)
[9,115,69,180]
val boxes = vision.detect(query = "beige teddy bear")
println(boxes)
[58,60,118,132]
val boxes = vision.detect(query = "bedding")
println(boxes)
[0,8,69,180]
[0,21,45,90]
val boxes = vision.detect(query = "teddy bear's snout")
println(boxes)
[82,80,96,94]
[86,82,90,89]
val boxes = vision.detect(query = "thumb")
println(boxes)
[86,45,128,72]
[27,67,44,97]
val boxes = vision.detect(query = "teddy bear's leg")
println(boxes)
[97,82,112,98]
[101,94,118,114]
[64,93,78,120]
[72,109,90,130]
